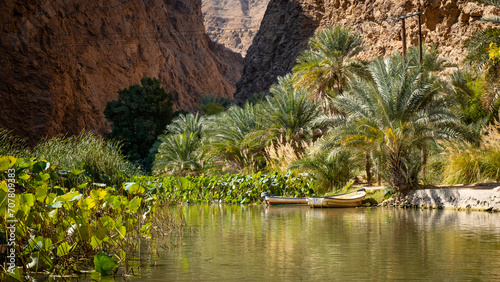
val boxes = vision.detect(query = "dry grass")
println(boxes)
[442,121,500,184]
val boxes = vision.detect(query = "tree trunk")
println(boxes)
[365,153,372,186]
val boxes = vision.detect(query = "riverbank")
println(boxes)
[380,183,500,212]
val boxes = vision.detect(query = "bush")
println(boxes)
[442,122,500,184]
[33,132,136,187]
[104,77,174,171]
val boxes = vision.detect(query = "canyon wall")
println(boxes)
[234,0,500,103]
[201,0,270,56]
[0,0,243,143]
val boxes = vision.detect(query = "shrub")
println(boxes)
[33,132,136,187]
[104,77,174,170]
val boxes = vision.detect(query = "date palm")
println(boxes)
[324,53,469,193]
[256,74,322,149]
[292,26,368,112]
[206,103,262,172]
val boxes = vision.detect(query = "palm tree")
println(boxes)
[255,74,322,151]
[206,103,262,172]
[153,133,205,176]
[288,148,355,194]
[166,113,206,138]
[292,26,368,112]
[322,52,469,193]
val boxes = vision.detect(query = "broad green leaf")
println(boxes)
[90,272,101,280]
[128,197,142,213]
[55,191,81,203]
[35,185,48,202]
[94,251,118,276]
[0,156,17,171]
[77,182,88,189]
[124,182,145,195]
[78,197,96,210]
[70,168,85,175]
[7,265,22,281]
[19,174,31,181]
[90,236,102,249]
[20,194,34,207]
[116,225,126,239]
[90,189,107,201]
[32,161,50,174]
[56,242,71,256]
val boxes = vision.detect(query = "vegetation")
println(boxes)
[5,19,500,279]
[0,156,181,280]
[292,26,367,111]
[104,77,174,171]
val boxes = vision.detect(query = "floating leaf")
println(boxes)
[94,251,118,276]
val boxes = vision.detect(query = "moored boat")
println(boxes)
[261,192,308,206]
[307,189,366,208]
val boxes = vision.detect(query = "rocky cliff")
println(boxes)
[0,0,243,143]
[202,0,270,56]
[234,0,500,103]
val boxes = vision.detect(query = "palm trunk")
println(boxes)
[365,153,372,186]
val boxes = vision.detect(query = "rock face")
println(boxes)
[202,0,270,56]
[234,0,500,103]
[0,0,243,143]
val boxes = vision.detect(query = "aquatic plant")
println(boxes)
[0,156,181,280]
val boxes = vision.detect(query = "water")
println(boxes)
[132,205,500,281]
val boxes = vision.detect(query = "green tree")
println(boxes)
[255,74,322,153]
[206,103,262,172]
[153,113,207,175]
[292,26,367,112]
[324,53,469,193]
[104,77,174,170]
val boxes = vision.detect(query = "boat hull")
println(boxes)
[265,196,308,206]
[307,190,366,208]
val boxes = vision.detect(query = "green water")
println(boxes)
[132,205,500,281]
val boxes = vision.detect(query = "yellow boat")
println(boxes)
[307,189,366,208]
[261,192,308,206]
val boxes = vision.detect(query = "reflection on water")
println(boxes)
[132,206,500,281]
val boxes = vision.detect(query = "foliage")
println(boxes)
[153,133,206,176]
[256,75,322,150]
[206,103,263,173]
[0,157,181,280]
[292,26,368,111]
[289,147,357,194]
[442,121,500,184]
[153,114,208,176]
[0,129,27,158]
[104,77,174,170]
[464,7,500,113]
[196,94,233,116]
[32,131,136,187]
[133,171,316,204]
[450,69,494,126]
[325,51,469,193]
